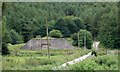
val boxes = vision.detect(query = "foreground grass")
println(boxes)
[68,55,118,70]
[0,55,1,71]
[2,43,91,70]
[3,43,118,70]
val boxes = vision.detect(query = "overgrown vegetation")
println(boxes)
[2,44,91,70]
[71,29,93,49]
[68,55,118,70]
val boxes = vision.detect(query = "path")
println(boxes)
[53,41,100,70]
[93,41,100,51]
[52,52,93,70]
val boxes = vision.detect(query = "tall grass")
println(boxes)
[2,44,91,70]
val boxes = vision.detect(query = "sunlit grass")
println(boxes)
[8,43,25,51]
[2,43,92,70]
[3,43,117,70]
[68,55,118,70]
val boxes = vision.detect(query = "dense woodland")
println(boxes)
[2,2,120,55]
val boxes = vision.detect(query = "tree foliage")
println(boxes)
[2,16,10,55]
[49,30,62,38]
[3,2,119,49]
[54,16,84,37]
[10,29,23,44]
[71,29,93,49]
[64,6,77,16]
[98,5,119,48]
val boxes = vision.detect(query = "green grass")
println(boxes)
[4,43,117,70]
[68,55,118,70]
[2,43,91,70]
[8,43,25,51]
[0,58,1,70]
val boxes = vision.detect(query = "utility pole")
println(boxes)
[78,30,80,48]
[45,18,50,59]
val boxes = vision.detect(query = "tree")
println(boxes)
[64,6,77,16]
[98,5,119,48]
[54,18,70,37]
[54,16,85,37]
[83,17,92,31]
[36,20,56,37]
[21,22,36,42]
[2,16,10,55]
[2,31,11,43]
[10,29,23,44]
[73,18,85,29]
[49,30,62,38]
[71,33,78,46]
[71,29,93,49]
[66,18,79,34]
[4,2,119,49]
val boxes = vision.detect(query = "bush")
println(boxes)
[69,58,98,70]
[49,30,63,38]
[71,29,93,49]
[35,35,41,39]
[97,48,107,56]
[94,55,118,66]
[2,42,10,55]
[2,32,11,55]
[91,51,97,56]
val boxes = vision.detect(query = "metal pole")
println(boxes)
[45,18,50,59]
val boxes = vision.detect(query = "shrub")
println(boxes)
[97,48,107,56]
[71,29,93,49]
[49,30,63,38]
[69,58,98,70]
[35,35,41,39]
[94,55,118,66]
[2,42,10,55]
[91,51,97,56]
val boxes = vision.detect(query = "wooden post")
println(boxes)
[78,30,79,48]
[45,18,50,59]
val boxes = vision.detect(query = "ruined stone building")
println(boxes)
[22,38,74,50]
